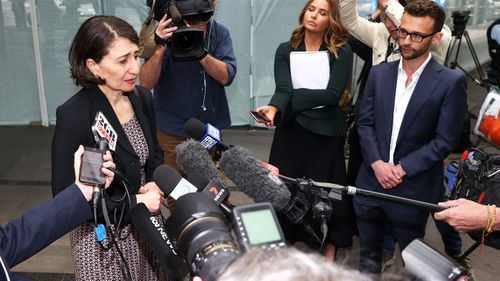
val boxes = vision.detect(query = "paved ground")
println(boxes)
[1,76,500,280]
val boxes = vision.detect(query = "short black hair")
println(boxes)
[404,0,446,33]
[68,16,139,88]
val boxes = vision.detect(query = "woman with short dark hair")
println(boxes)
[52,15,166,280]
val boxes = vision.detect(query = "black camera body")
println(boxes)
[451,10,471,36]
[164,192,286,281]
[153,0,212,59]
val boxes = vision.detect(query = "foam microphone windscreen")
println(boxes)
[219,146,291,211]
[184,118,205,140]
[153,164,183,196]
[176,139,225,183]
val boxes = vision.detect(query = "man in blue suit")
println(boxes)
[355,0,468,274]
[0,146,114,280]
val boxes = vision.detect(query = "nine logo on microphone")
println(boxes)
[200,123,220,149]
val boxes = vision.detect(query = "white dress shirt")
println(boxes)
[389,53,432,164]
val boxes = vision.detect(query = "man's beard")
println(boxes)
[400,40,432,60]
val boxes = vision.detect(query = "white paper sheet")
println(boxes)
[290,51,330,90]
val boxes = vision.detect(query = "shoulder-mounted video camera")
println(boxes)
[153,0,214,59]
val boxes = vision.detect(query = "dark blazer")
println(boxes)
[356,58,467,203]
[0,184,92,281]
[269,41,353,136]
[51,86,163,223]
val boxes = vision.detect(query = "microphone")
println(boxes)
[175,139,225,183]
[129,203,189,280]
[219,146,290,212]
[153,164,197,199]
[184,118,229,150]
[189,173,233,216]
[219,146,320,244]
[92,111,117,151]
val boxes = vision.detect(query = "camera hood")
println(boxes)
[176,0,214,16]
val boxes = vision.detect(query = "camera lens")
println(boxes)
[165,193,239,281]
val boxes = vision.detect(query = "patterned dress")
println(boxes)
[70,116,166,280]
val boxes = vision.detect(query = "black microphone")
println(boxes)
[219,146,290,211]
[129,203,189,280]
[188,173,234,216]
[153,164,197,199]
[183,118,229,150]
[176,139,225,183]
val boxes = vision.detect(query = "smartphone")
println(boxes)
[249,111,271,124]
[79,146,106,186]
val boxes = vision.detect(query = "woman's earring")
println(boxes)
[95,74,105,84]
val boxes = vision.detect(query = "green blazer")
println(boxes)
[269,41,352,136]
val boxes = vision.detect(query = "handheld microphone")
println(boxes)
[184,118,229,150]
[129,203,189,280]
[188,173,233,216]
[153,164,197,199]
[219,146,291,212]
[92,111,118,151]
[176,139,225,183]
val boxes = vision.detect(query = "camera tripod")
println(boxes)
[445,28,490,89]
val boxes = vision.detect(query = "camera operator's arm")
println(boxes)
[199,54,229,85]
[434,199,500,232]
[199,24,236,86]
[140,15,177,89]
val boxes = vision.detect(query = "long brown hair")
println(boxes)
[290,0,349,57]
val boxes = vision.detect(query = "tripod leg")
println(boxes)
[445,37,458,67]
[464,31,487,83]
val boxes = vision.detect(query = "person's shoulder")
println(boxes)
[429,59,463,78]
[211,20,231,34]
[277,41,292,52]
[56,88,92,117]
[337,42,353,55]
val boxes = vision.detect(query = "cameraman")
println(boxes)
[434,199,500,233]
[140,0,237,172]
[0,146,115,280]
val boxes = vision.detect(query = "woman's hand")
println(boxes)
[255,105,279,126]
[136,185,165,214]
[139,181,165,197]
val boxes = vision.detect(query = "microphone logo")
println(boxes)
[92,112,117,151]
[199,123,220,149]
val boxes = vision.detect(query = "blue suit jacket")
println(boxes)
[0,184,92,280]
[356,58,467,203]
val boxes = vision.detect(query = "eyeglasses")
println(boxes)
[396,28,436,43]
